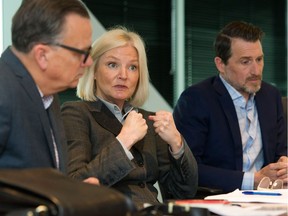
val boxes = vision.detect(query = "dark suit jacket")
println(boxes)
[0,47,67,172]
[173,75,287,192]
[61,100,198,209]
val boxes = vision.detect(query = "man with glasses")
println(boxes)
[0,0,96,181]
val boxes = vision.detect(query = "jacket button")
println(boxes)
[138,182,145,188]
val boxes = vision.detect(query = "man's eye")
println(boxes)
[241,60,251,65]
[256,57,263,63]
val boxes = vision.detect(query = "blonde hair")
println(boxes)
[77,26,150,107]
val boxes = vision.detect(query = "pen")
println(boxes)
[242,191,282,196]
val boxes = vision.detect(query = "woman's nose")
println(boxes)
[118,67,127,79]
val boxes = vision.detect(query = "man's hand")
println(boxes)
[254,156,288,189]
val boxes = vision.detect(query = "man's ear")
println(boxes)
[33,44,50,70]
[214,56,225,74]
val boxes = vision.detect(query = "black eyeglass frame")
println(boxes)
[55,43,91,63]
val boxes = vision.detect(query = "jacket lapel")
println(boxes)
[7,49,58,168]
[20,81,58,168]
[87,100,145,153]
[254,89,270,163]
[47,96,67,172]
[213,76,243,169]
[88,101,123,136]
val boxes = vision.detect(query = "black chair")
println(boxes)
[193,186,223,199]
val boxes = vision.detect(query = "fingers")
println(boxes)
[83,177,100,185]
[148,111,182,150]
[255,160,288,189]
[276,163,288,181]
[118,111,148,149]
[152,119,170,133]
[260,161,288,182]
[278,156,288,163]
[149,112,171,135]
[148,111,172,129]
[125,111,147,130]
[271,162,287,170]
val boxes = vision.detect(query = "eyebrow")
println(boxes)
[105,55,139,62]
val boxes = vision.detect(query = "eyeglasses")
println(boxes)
[55,43,91,64]
[257,177,283,190]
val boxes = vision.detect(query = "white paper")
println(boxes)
[202,189,288,216]
[205,189,288,204]
[205,204,287,216]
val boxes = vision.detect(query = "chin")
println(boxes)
[69,81,79,89]
[245,86,261,94]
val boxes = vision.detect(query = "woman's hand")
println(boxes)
[117,110,148,150]
[149,111,182,153]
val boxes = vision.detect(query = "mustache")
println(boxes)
[246,75,262,81]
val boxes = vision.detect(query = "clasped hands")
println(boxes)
[255,156,288,189]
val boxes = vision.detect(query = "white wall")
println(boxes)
[0,1,3,53]
[1,0,21,52]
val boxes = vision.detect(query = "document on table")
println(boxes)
[201,189,288,216]
[205,189,288,204]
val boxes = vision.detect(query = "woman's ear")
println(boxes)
[33,44,50,70]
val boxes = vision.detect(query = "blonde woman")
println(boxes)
[61,26,198,209]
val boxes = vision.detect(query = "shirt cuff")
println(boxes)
[116,137,134,160]
[169,142,185,159]
[241,172,254,190]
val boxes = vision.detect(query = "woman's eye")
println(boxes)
[108,62,117,68]
[129,65,138,71]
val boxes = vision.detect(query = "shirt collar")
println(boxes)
[97,97,135,122]
[37,87,54,110]
[219,75,255,105]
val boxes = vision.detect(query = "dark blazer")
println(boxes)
[173,75,287,192]
[61,100,198,209]
[0,47,67,172]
